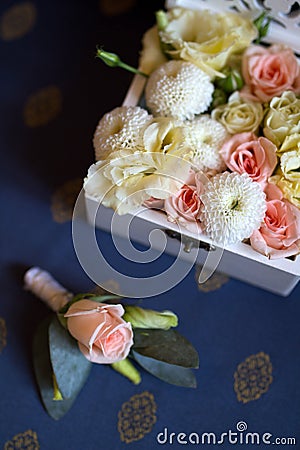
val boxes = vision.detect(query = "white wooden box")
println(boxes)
[83,0,300,297]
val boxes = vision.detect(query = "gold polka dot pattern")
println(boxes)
[4,430,40,450]
[51,178,82,223]
[118,391,157,443]
[23,85,62,127]
[99,0,136,16]
[195,265,229,292]
[0,3,37,41]
[234,352,273,403]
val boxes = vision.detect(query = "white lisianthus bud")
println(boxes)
[123,305,178,330]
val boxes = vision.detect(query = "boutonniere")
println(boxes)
[24,267,199,419]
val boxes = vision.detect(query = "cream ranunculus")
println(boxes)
[211,92,264,135]
[157,8,257,79]
[263,91,300,147]
[84,117,192,215]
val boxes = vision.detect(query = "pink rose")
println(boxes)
[250,184,300,259]
[64,300,133,364]
[220,132,277,188]
[241,44,300,102]
[164,183,202,233]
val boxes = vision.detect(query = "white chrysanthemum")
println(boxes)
[200,172,266,245]
[145,60,214,120]
[93,106,152,161]
[183,115,228,172]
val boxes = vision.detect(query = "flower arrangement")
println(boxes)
[84,4,300,261]
[24,267,199,419]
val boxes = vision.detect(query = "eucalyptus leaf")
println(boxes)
[132,350,197,388]
[49,315,92,399]
[33,315,79,420]
[133,328,199,369]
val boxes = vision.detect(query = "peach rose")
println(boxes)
[64,300,133,364]
[143,197,164,209]
[250,183,300,259]
[220,132,277,188]
[164,182,202,233]
[241,44,300,102]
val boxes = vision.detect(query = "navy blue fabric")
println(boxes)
[1,1,300,449]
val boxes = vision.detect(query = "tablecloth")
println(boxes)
[1,1,300,449]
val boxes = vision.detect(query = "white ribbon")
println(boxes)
[24,266,73,312]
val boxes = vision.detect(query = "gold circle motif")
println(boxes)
[195,265,229,292]
[118,391,157,443]
[99,0,136,16]
[23,85,62,127]
[0,317,7,353]
[4,430,39,450]
[92,280,121,296]
[234,352,273,403]
[0,3,37,41]
[51,178,82,223]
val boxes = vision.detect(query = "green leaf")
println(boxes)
[49,315,92,399]
[133,328,199,368]
[132,350,197,388]
[33,315,79,420]
[90,294,123,303]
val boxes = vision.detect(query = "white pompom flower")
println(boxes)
[93,106,152,161]
[145,60,214,120]
[182,115,229,172]
[200,172,266,245]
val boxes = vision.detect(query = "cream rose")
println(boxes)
[84,117,192,215]
[270,172,300,210]
[64,300,133,364]
[142,8,257,79]
[280,150,300,183]
[220,132,277,187]
[241,44,300,102]
[211,92,264,134]
[263,91,300,147]
[250,184,300,259]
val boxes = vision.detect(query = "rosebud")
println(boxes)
[156,10,168,31]
[215,68,244,94]
[123,305,178,330]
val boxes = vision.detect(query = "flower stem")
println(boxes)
[24,267,73,312]
[96,48,148,78]
[111,358,141,385]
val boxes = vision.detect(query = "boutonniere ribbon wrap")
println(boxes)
[24,267,199,419]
